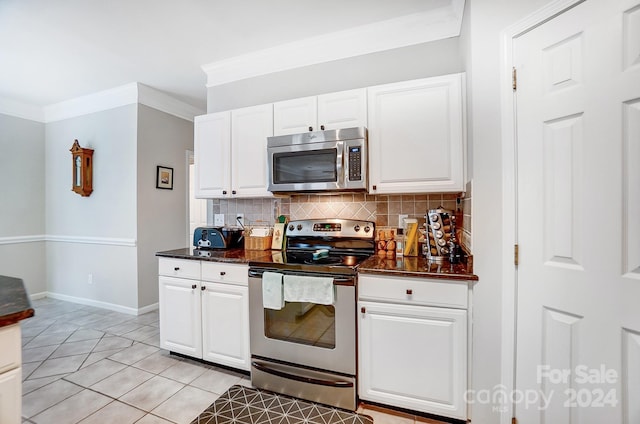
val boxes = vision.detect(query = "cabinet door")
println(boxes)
[231,104,274,197]
[367,73,465,194]
[201,281,250,370]
[194,112,231,197]
[317,88,367,131]
[358,301,467,420]
[273,96,317,136]
[0,367,21,424]
[159,276,202,358]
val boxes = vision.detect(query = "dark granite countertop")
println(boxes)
[0,275,35,327]
[156,248,274,264]
[358,255,478,281]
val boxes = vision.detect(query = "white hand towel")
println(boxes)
[283,275,335,305]
[262,271,284,310]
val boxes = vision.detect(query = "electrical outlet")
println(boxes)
[88,273,93,284]
[214,213,224,226]
[236,213,244,227]
[398,214,409,228]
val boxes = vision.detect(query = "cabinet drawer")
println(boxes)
[0,324,21,374]
[358,274,468,309]
[159,258,200,280]
[201,262,248,285]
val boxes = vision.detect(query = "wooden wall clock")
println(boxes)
[70,139,94,197]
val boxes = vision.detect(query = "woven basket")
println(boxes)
[244,235,272,250]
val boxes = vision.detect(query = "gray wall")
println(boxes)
[0,113,46,296]
[137,105,193,308]
[207,37,463,112]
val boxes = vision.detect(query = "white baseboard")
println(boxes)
[44,292,157,316]
[29,292,47,300]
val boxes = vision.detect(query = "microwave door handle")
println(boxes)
[336,141,345,185]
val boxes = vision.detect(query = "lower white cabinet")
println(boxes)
[358,274,469,420]
[159,258,250,371]
[0,324,21,424]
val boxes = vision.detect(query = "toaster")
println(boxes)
[193,227,244,249]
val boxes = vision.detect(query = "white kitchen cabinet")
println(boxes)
[231,104,273,198]
[0,324,21,424]
[194,112,231,198]
[159,274,202,358]
[367,73,466,194]
[358,274,469,420]
[194,105,273,198]
[273,88,367,136]
[159,258,250,371]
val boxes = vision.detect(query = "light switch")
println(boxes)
[214,214,224,226]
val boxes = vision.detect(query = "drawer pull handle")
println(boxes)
[220,271,226,276]
[406,289,413,295]
[191,284,197,290]
[174,267,180,271]
[201,285,206,291]
[361,306,366,313]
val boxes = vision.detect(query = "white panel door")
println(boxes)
[194,112,231,197]
[159,276,202,358]
[358,301,467,420]
[514,1,640,422]
[0,367,21,424]
[231,104,274,198]
[367,74,465,194]
[317,88,367,131]
[201,281,250,370]
[273,96,317,135]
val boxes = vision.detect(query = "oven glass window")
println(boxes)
[273,149,337,184]
[264,301,336,349]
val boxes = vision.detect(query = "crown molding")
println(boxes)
[0,97,45,122]
[202,1,465,87]
[137,83,204,121]
[0,83,205,124]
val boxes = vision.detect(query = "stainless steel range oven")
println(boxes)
[248,218,375,411]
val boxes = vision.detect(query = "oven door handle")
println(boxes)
[248,269,354,284]
[251,361,354,388]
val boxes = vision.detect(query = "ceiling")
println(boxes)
[0,0,463,111]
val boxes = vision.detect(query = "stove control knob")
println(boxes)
[297,224,303,231]
[364,225,371,233]
[354,225,360,232]
[288,224,294,231]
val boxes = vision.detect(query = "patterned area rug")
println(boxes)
[191,385,373,424]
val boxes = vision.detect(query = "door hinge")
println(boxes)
[514,244,519,266]
[512,67,517,91]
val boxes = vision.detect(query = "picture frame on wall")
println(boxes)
[156,165,173,190]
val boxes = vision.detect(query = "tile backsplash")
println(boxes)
[211,190,468,234]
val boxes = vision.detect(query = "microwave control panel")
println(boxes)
[348,146,362,181]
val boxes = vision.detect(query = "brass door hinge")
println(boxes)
[514,244,519,266]
[512,67,517,91]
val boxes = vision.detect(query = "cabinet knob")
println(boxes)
[361,306,366,313]
[220,271,226,276]
[232,190,236,195]
[372,185,377,191]
[201,285,206,291]
[191,284,197,289]
[320,125,325,131]
[174,267,180,271]
[222,190,227,195]
[308,126,313,132]
[406,289,413,295]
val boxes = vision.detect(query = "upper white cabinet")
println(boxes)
[367,73,466,194]
[231,104,274,197]
[194,105,273,198]
[273,88,367,136]
[194,112,231,198]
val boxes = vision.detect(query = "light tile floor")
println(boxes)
[21,298,249,424]
[21,298,448,424]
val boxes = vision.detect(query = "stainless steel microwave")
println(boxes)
[267,127,367,193]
